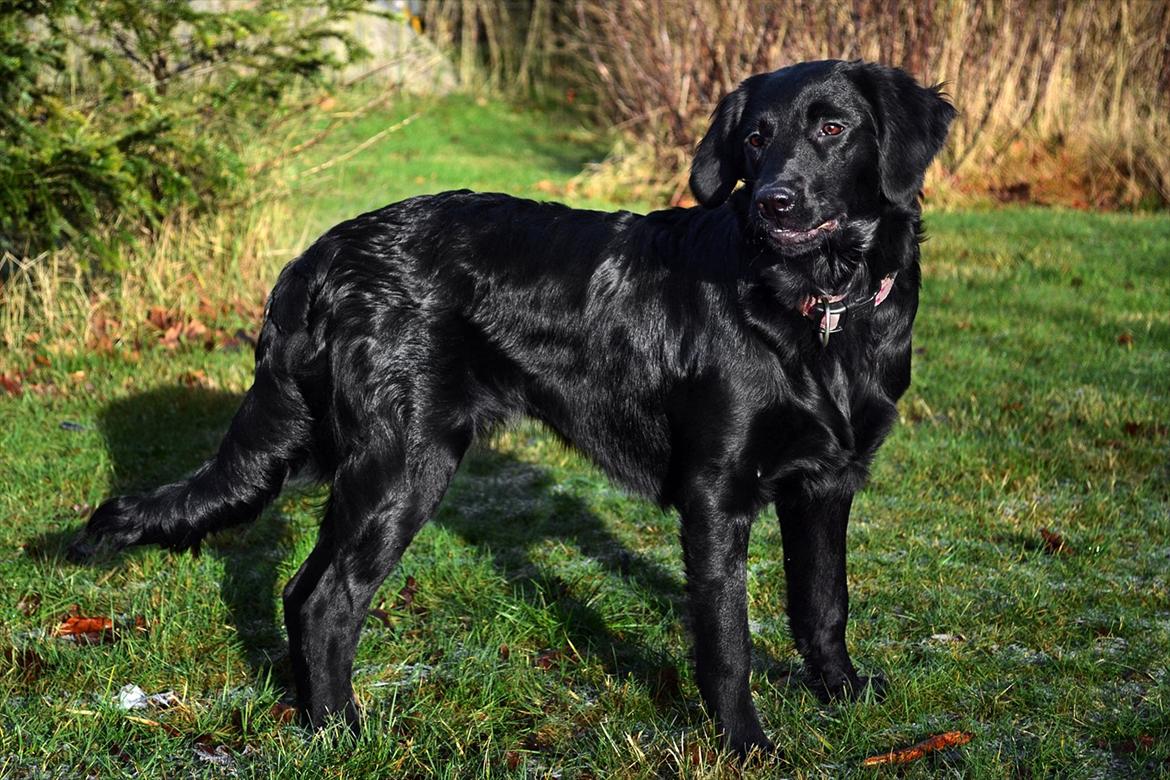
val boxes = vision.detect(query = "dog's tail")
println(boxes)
[68,241,337,560]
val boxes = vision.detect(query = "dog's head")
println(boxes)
[690,60,956,258]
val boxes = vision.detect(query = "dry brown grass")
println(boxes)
[0,200,301,362]
[0,86,411,364]
[569,0,1170,209]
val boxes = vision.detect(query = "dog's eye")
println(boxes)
[746,132,766,149]
[821,122,845,137]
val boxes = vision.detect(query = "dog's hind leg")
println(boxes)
[282,430,468,732]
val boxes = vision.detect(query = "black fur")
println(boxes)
[70,60,955,756]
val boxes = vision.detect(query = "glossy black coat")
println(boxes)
[71,60,955,756]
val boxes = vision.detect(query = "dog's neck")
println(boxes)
[732,202,920,352]
[742,202,919,301]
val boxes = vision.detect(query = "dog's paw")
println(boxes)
[806,668,887,703]
[726,730,775,762]
[66,498,145,561]
[721,712,776,761]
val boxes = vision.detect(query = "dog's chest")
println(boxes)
[744,347,899,495]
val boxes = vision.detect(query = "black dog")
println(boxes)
[71,60,955,755]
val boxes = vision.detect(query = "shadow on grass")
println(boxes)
[34,386,300,688]
[58,384,789,714]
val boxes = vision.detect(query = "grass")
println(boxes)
[1,96,1168,778]
[280,93,620,237]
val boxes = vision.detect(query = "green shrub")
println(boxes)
[0,0,374,267]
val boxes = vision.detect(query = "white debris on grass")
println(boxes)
[116,684,147,710]
[116,684,182,710]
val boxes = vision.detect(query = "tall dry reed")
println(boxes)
[570,0,1170,208]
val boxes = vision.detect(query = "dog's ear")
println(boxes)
[847,62,957,206]
[689,80,753,208]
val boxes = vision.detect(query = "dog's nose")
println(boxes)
[756,186,798,222]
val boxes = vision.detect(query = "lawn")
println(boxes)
[1,95,1167,779]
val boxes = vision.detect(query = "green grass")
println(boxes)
[2,96,1168,778]
[279,94,618,242]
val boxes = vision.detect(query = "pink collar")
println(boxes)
[798,273,897,346]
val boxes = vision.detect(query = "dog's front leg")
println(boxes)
[680,504,772,756]
[776,488,883,701]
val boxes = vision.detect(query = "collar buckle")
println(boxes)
[812,296,848,346]
[802,273,898,347]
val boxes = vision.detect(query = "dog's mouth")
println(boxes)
[762,217,840,248]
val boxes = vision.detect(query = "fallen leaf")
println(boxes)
[1123,421,1168,439]
[89,310,108,337]
[368,607,393,628]
[161,323,182,349]
[55,613,147,644]
[1039,527,1071,555]
[17,593,41,616]
[179,370,217,389]
[56,614,113,643]
[903,397,935,424]
[1096,735,1155,754]
[220,328,260,353]
[862,731,974,766]
[147,306,174,331]
[1117,331,1134,347]
[109,743,135,766]
[184,319,209,341]
[534,649,561,670]
[534,646,580,670]
[33,353,50,367]
[505,750,522,769]
[197,296,218,322]
[394,575,421,612]
[498,644,510,661]
[0,372,22,396]
[4,647,47,683]
[270,701,296,724]
[88,310,116,353]
[687,741,719,765]
[524,726,560,751]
